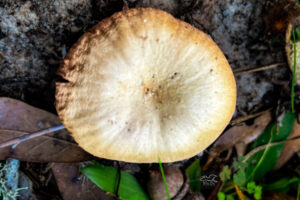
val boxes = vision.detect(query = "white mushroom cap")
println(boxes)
[55,8,236,163]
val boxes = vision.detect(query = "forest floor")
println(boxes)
[0,0,299,199]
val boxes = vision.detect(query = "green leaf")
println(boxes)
[233,170,246,187]
[128,194,139,200]
[219,165,231,182]
[226,195,235,200]
[81,163,149,200]
[186,159,202,192]
[262,177,300,193]
[233,156,247,171]
[297,181,300,200]
[246,112,296,181]
[238,156,245,162]
[254,185,262,200]
[217,192,226,200]
[247,181,256,194]
[81,163,118,194]
[251,112,295,147]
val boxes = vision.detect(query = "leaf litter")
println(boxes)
[52,163,113,200]
[0,97,92,162]
[204,111,272,170]
[275,119,300,169]
[1,0,300,199]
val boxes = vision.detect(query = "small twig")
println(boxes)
[244,135,300,162]
[207,181,224,200]
[230,108,272,126]
[233,63,285,76]
[0,129,79,146]
[0,125,65,148]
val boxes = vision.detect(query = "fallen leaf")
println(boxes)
[186,159,201,192]
[204,111,271,170]
[184,192,205,200]
[262,177,300,193]
[246,112,295,181]
[147,166,184,200]
[81,162,150,200]
[275,119,300,169]
[262,192,296,200]
[0,97,92,162]
[52,163,113,200]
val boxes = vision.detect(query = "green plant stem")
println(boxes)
[296,28,300,39]
[226,191,237,196]
[244,135,300,162]
[222,180,236,193]
[297,181,300,200]
[158,157,170,200]
[247,126,275,182]
[292,29,297,113]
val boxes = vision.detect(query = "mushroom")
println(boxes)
[55,8,236,163]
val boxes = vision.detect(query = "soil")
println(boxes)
[0,0,291,115]
[0,0,296,199]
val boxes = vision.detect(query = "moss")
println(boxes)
[0,163,26,200]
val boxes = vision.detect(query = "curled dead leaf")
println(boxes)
[204,111,271,169]
[184,192,205,200]
[0,97,92,162]
[147,165,186,200]
[263,192,296,200]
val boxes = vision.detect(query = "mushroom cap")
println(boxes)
[55,8,236,163]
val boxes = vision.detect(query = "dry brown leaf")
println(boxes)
[0,97,92,162]
[204,111,271,169]
[184,192,205,200]
[263,192,296,200]
[52,163,113,200]
[275,119,300,169]
[147,166,184,200]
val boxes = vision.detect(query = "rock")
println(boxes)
[18,171,37,200]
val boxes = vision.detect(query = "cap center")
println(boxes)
[140,73,182,112]
[143,86,163,104]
